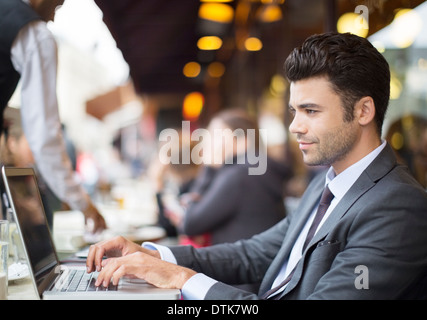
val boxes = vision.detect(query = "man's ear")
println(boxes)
[355,96,376,127]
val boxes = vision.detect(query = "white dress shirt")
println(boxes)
[144,141,387,299]
[10,19,89,211]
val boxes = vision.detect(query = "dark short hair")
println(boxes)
[284,32,390,135]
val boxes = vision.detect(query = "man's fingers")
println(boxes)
[112,265,127,286]
[86,245,100,273]
[94,245,107,272]
[96,258,125,287]
[86,243,107,273]
[95,254,145,287]
[86,237,127,273]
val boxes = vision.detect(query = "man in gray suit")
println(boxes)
[86,32,427,300]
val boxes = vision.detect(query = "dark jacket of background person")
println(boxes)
[0,0,39,123]
[156,178,194,238]
[181,156,292,245]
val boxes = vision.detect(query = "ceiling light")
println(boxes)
[244,37,263,51]
[198,3,234,23]
[183,62,201,78]
[258,4,283,23]
[200,0,233,2]
[197,36,223,50]
[183,92,204,121]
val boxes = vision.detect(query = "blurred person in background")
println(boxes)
[149,129,202,243]
[0,0,106,231]
[386,115,427,189]
[165,109,292,247]
[153,108,293,292]
[1,107,65,228]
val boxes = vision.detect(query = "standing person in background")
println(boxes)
[0,0,106,231]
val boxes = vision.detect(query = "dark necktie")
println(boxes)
[302,185,334,252]
[261,185,334,300]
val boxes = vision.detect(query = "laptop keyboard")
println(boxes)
[54,269,118,292]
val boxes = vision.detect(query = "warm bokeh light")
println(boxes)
[337,12,369,38]
[390,72,402,100]
[183,62,201,78]
[257,4,283,22]
[207,62,226,78]
[244,37,263,51]
[200,0,233,2]
[269,74,287,97]
[183,92,204,120]
[260,0,285,3]
[198,3,234,23]
[391,8,422,48]
[391,132,404,150]
[197,36,223,50]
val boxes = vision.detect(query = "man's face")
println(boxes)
[289,76,360,173]
[30,0,64,21]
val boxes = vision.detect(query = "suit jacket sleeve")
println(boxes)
[170,214,292,299]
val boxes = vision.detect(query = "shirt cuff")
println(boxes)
[142,242,177,264]
[141,242,218,300]
[181,273,218,300]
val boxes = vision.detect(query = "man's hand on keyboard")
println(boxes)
[93,251,196,290]
[86,236,160,273]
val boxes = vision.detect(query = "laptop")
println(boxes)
[2,166,180,300]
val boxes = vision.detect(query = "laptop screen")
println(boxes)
[4,169,58,289]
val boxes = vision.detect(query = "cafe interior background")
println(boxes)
[8,0,427,239]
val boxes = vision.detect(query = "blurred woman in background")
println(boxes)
[163,109,293,247]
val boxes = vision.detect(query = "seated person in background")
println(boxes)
[86,32,427,300]
[168,109,292,247]
[149,129,201,242]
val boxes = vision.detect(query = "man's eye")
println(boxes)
[306,109,317,114]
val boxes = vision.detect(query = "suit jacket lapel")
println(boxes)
[305,172,375,252]
[258,173,325,295]
[279,143,397,298]
[306,144,397,252]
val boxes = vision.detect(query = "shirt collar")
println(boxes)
[325,140,387,201]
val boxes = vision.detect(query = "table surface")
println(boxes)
[8,277,38,300]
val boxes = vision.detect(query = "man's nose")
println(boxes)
[289,113,307,135]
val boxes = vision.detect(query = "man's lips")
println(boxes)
[297,141,314,150]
